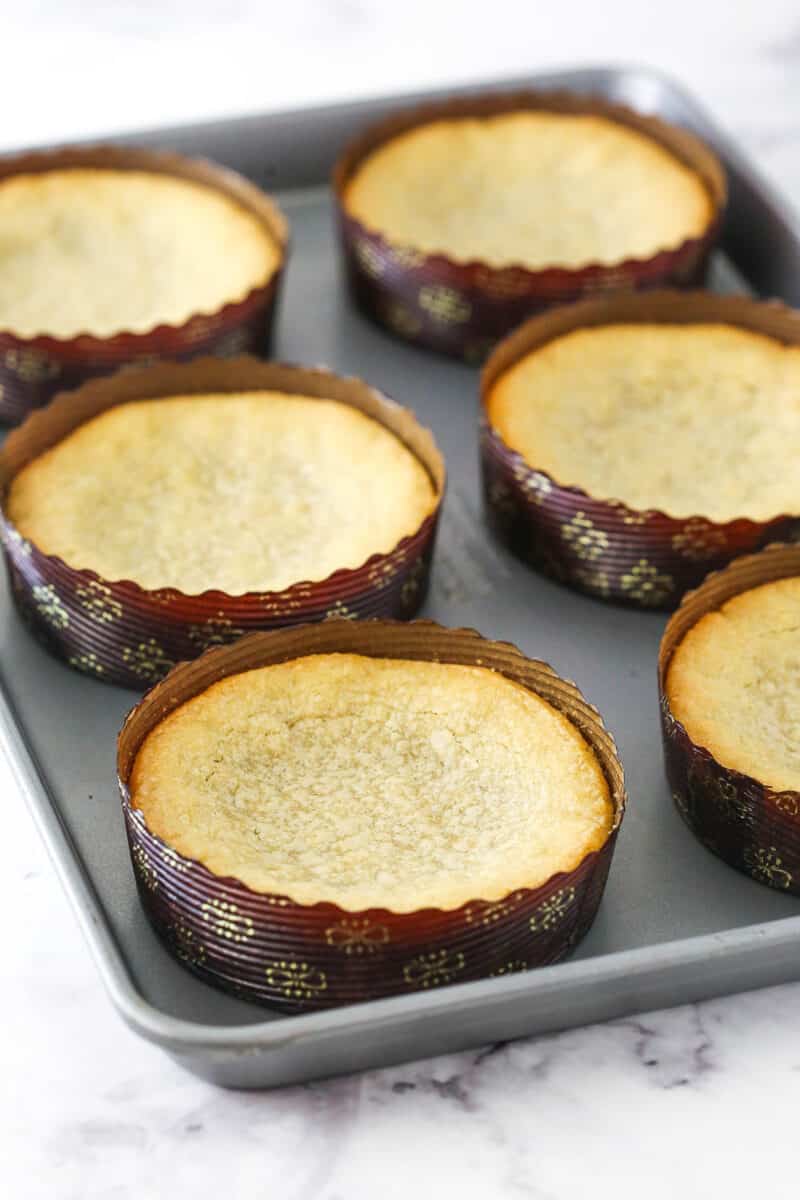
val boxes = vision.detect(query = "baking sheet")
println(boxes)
[3,64,800,1089]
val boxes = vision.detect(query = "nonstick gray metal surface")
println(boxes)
[3,65,800,1089]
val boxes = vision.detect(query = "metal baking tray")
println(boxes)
[4,64,800,1090]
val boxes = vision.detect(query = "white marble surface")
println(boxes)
[3,2,800,1195]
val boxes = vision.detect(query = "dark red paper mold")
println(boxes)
[659,543,800,894]
[117,619,627,1012]
[0,145,289,424]
[332,89,726,361]
[481,290,800,610]
[0,358,445,689]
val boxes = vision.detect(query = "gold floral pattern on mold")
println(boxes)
[774,792,800,818]
[512,464,553,506]
[743,846,793,890]
[326,600,356,620]
[418,285,471,325]
[403,949,465,989]
[367,559,399,590]
[75,580,123,625]
[152,589,179,608]
[32,583,69,629]
[161,845,190,874]
[5,527,32,557]
[561,512,609,563]
[388,244,426,270]
[606,502,651,526]
[619,560,674,606]
[529,886,576,933]
[464,893,524,926]
[260,594,303,615]
[187,616,245,651]
[171,920,206,967]
[383,300,422,338]
[201,898,254,943]
[572,565,611,598]
[670,520,728,561]
[131,842,158,892]
[713,777,753,822]
[354,237,386,278]
[3,347,59,382]
[490,960,528,978]
[621,512,650,526]
[68,651,105,677]
[324,918,390,955]
[122,638,174,682]
[265,959,328,1001]
[400,558,425,609]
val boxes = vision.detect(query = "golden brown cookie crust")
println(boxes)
[131,653,613,911]
[7,392,437,594]
[0,167,281,338]
[667,577,800,792]
[344,112,712,270]
[487,322,800,522]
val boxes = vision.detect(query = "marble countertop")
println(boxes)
[4,2,800,1196]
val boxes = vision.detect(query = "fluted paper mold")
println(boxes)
[333,89,725,361]
[0,145,288,423]
[117,619,627,1012]
[0,358,444,688]
[659,543,800,894]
